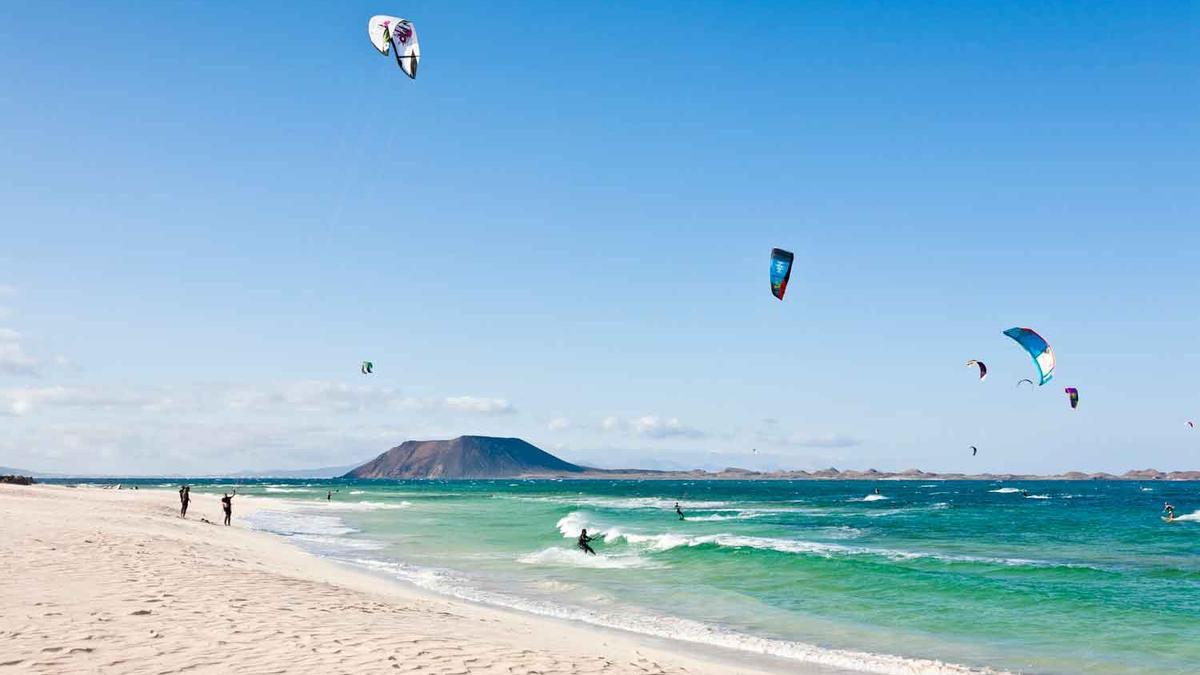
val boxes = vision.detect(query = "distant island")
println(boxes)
[340,435,1200,481]
[344,436,585,479]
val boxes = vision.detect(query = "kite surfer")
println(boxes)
[221,490,236,526]
[577,529,597,555]
[675,502,685,521]
[1163,503,1176,522]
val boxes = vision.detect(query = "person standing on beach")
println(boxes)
[577,529,596,555]
[327,490,332,501]
[221,490,236,526]
[179,485,190,518]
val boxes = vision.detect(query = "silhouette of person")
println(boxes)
[577,528,596,555]
[221,490,236,526]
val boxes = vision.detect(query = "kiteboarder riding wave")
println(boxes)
[577,529,596,555]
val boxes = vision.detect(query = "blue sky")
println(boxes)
[1,1,1196,474]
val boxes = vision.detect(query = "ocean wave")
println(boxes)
[348,490,365,495]
[291,534,386,551]
[859,503,949,518]
[1174,510,1200,522]
[517,547,654,569]
[1024,494,1051,500]
[319,500,412,512]
[556,511,601,538]
[516,495,732,511]
[685,512,763,522]
[246,510,358,537]
[854,494,889,502]
[341,557,1005,675]
[816,526,866,539]
[556,512,1092,569]
[264,487,313,493]
[989,488,1021,494]
[247,494,412,512]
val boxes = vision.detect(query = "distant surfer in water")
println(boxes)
[1022,490,1030,498]
[221,490,237,526]
[179,485,190,518]
[1164,503,1176,522]
[873,488,881,495]
[675,502,685,521]
[577,529,596,555]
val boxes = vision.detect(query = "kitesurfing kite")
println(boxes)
[971,446,978,456]
[369,15,420,79]
[1064,387,1079,410]
[769,248,794,300]
[966,360,987,380]
[1016,378,1034,389]
[1187,421,1194,429]
[1003,327,1055,386]
[361,361,374,375]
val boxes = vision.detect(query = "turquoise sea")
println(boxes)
[100,479,1200,673]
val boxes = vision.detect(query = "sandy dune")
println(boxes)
[0,484,789,674]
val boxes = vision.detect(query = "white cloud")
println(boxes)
[224,380,400,414]
[598,415,706,439]
[547,417,572,431]
[0,381,522,473]
[0,385,170,416]
[441,396,515,415]
[633,415,704,438]
[1,382,518,418]
[779,433,861,449]
[0,328,42,376]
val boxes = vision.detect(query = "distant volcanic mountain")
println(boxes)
[344,436,586,479]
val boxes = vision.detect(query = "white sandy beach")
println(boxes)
[0,484,798,674]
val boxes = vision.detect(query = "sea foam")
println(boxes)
[555,512,1093,569]
[517,547,653,569]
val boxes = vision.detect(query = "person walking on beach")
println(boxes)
[674,502,685,521]
[327,490,332,501]
[221,490,237,526]
[577,528,596,555]
[179,485,190,518]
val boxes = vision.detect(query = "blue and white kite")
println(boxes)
[1003,327,1055,386]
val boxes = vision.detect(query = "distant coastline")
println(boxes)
[22,467,1200,482]
[526,467,1200,481]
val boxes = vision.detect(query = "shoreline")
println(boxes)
[0,483,1011,674]
[0,484,821,674]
